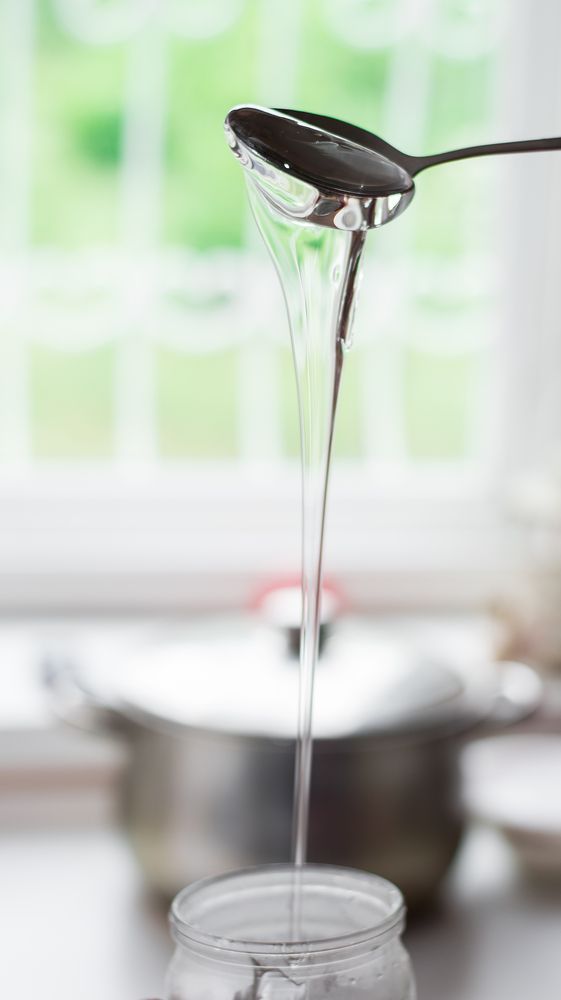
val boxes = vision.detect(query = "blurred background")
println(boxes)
[1,1,561,998]
[1,0,561,617]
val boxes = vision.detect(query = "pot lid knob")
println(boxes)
[256,583,342,659]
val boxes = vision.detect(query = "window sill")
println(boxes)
[0,463,518,612]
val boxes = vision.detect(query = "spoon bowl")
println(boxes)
[225,105,415,231]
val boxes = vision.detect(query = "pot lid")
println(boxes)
[77,617,505,740]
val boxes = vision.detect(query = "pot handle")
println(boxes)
[483,660,542,729]
[42,652,122,734]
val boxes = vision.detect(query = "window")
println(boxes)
[0,0,558,609]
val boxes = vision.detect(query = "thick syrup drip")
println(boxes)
[226,106,379,871]
[245,182,365,869]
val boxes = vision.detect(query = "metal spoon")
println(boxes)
[225,104,561,230]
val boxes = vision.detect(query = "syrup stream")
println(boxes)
[246,180,365,866]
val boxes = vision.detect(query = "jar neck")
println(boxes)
[169,864,406,971]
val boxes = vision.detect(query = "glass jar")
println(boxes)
[165,864,416,999]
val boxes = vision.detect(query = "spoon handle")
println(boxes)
[414,136,561,175]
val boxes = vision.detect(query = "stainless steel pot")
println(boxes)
[45,617,541,908]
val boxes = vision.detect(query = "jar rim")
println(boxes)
[170,863,405,957]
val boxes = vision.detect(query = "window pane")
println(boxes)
[157,347,239,459]
[164,19,257,249]
[30,342,114,458]
[33,5,125,245]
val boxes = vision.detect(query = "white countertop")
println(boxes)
[1,823,559,1000]
[407,825,561,1000]
[0,826,171,1000]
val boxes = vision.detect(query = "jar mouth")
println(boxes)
[170,863,405,957]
